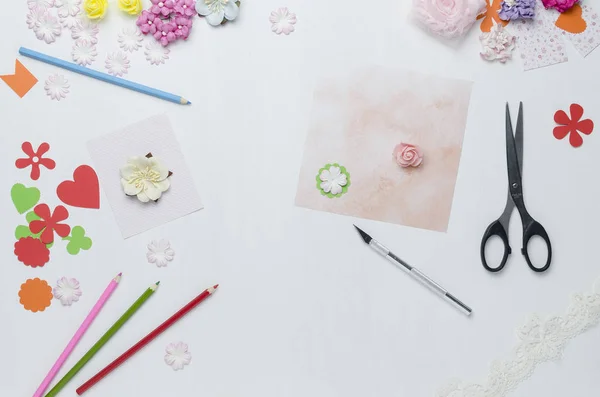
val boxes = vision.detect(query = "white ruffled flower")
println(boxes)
[145,39,170,65]
[196,0,239,26]
[53,277,82,306]
[164,342,192,371]
[72,39,97,66]
[28,0,54,10]
[45,74,70,100]
[34,10,62,44]
[119,27,143,52]
[56,0,81,17]
[270,7,296,35]
[319,165,348,195]
[120,156,171,202]
[480,22,516,63]
[72,18,99,44]
[61,12,81,29]
[27,7,46,30]
[105,51,130,77]
[147,239,175,267]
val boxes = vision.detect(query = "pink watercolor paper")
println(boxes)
[294,66,472,232]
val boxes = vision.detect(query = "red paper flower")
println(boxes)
[14,237,50,268]
[29,204,71,244]
[15,142,56,180]
[553,104,594,148]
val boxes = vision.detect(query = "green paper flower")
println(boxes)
[63,226,93,255]
[316,163,351,198]
[14,211,53,248]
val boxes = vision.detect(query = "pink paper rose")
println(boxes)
[541,0,578,13]
[412,0,487,38]
[393,143,423,168]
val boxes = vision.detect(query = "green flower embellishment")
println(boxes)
[63,226,93,255]
[316,163,351,198]
[15,211,53,248]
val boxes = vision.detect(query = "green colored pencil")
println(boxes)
[44,282,159,397]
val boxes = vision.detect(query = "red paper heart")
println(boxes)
[57,165,100,209]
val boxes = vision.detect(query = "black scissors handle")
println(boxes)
[521,219,552,272]
[480,219,511,272]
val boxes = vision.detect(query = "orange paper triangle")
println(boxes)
[555,3,587,34]
[0,60,38,98]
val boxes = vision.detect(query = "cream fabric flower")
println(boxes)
[196,0,239,26]
[120,156,171,202]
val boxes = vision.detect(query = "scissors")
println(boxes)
[480,103,552,273]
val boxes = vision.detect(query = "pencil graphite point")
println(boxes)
[155,281,160,285]
[115,273,123,282]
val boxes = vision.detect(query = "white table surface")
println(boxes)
[2,1,600,396]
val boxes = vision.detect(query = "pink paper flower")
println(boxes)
[137,10,160,35]
[412,0,486,39]
[173,16,193,39]
[150,0,174,16]
[174,0,195,17]
[154,20,177,46]
[393,143,423,168]
[541,0,578,13]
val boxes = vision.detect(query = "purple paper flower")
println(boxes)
[154,20,177,46]
[173,16,193,39]
[174,0,195,17]
[137,10,160,35]
[498,0,535,21]
[150,0,174,16]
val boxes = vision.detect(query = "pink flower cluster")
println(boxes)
[136,0,196,46]
[541,0,578,13]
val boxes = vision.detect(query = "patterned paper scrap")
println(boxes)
[552,3,600,57]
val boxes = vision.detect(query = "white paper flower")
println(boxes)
[164,342,192,371]
[119,27,143,52]
[28,0,54,10]
[53,277,82,306]
[27,7,46,30]
[480,22,516,63]
[72,39,97,66]
[105,51,130,77]
[60,12,80,29]
[56,0,81,17]
[147,239,175,267]
[319,165,348,195]
[72,18,99,44]
[145,39,170,65]
[45,74,70,101]
[270,7,296,35]
[120,156,171,202]
[34,10,62,44]
[196,0,239,26]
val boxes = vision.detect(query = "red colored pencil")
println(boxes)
[76,284,219,395]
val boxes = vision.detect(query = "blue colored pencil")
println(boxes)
[19,47,190,105]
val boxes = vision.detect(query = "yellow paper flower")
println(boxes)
[84,0,108,20]
[118,0,143,15]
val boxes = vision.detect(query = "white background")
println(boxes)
[2,1,600,396]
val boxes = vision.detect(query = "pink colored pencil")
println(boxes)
[32,273,122,397]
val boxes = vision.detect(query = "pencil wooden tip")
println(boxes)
[115,273,123,282]
[207,284,219,294]
[180,97,191,105]
[150,281,160,291]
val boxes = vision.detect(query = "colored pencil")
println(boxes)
[44,281,160,397]
[33,273,122,397]
[76,284,219,395]
[18,47,191,105]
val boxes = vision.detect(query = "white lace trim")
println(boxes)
[437,278,600,397]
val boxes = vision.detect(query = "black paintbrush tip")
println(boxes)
[353,225,372,244]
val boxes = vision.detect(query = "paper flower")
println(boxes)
[145,39,170,65]
[27,7,46,30]
[174,0,196,17]
[15,142,56,180]
[53,277,82,306]
[147,239,175,267]
[196,0,240,26]
[15,211,54,249]
[173,16,193,39]
[151,0,175,16]
[316,163,350,198]
[393,143,423,168]
[554,104,594,148]
[137,10,160,35]
[165,342,192,370]
[499,0,535,20]
[118,0,143,15]
[14,237,50,268]
[542,0,578,13]
[63,226,93,255]
[479,22,515,63]
[28,0,54,10]
[35,10,62,44]
[61,13,81,29]
[120,156,171,202]
[105,51,130,77]
[72,18,99,43]
[29,204,71,244]
[412,0,486,38]
[19,278,53,313]
[45,74,70,101]
[84,0,108,19]
[72,39,97,65]
[119,27,143,52]
[154,20,177,46]
[270,7,296,35]
[56,0,82,17]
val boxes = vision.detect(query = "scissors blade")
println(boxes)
[505,103,523,187]
[514,102,524,173]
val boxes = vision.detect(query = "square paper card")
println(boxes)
[87,114,203,238]
[295,66,473,232]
